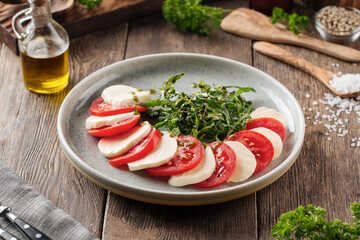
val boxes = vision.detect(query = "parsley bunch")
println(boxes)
[76,0,102,10]
[143,73,255,141]
[272,202,360,239]
[271,7,310,35]
[162,0,230,35]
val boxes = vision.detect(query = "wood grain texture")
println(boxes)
[253,41,360,98]
[1,0,359,239]
[254,5,360,240]
[0,22,128,238]
[221,8,360,62]
[0,0,162,54]
[102,0,258,239]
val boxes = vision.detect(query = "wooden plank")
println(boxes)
[0,22,129,237]
[101,1,258,239]
[254,5,360,239]
[0,0,162,55]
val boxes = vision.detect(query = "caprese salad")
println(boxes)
[85,75,287,188]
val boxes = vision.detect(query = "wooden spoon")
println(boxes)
[253,41,360,98]
[221,8,360,62]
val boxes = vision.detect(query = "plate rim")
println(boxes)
[57,53,305,204]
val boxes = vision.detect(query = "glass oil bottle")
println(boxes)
[12,0,69,94]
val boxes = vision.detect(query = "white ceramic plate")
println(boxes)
[57,53,305,205]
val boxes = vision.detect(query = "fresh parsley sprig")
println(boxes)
[143,73,255,141]
[271,7,310,35]
[162,0,230,36]
[272,202,360,239]
[76,0,102,10]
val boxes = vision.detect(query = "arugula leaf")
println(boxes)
[272,202,360,239]
[271,7,309,35]
[143,74,255,141]
[162,0,230,36]
[76,0,102,10]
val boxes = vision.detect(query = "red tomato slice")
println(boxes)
[193,141,236,188]
[86,115,140,137]
[108,128,161,166]
[225,130,274,174]
[146,135,204,176]
[246,117,286,141]
[90,97,147,116]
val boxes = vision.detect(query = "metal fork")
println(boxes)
[0,203,51,240]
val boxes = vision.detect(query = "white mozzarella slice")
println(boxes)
[168,146,216,187]
[98,122,151,158]
[250,107,287,127]
[101,85,151,107]
[224,141,257,183]
[85,112,135,130]
[128,133,177,171]
[251,127,283,160]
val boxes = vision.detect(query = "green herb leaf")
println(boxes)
[143,74,255,141]
[162,0,231,36]
[271,7,309,35]
[272,202,360,239]
[75,0,102,10]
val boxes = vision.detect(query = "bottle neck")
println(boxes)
[30,0,52,26]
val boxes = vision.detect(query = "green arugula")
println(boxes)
[162,0,230,36]
[143,73,255,141]
[75,0,102,10]
[272,202,360,239]
[271,7,310,35]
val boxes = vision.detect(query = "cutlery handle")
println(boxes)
[0,228,19,240]
[13,218,51,240]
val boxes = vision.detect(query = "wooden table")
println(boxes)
[0,0,359,239]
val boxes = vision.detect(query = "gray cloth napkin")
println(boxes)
[0,160,99,240]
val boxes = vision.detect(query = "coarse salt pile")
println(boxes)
[329,73,360,94]
[303,93,360,147]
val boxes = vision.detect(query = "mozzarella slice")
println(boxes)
[101,85,151,107]
[224,141,257,182]
[250,107,287,127]
[98,122,151,157]
[251,127,283,160]
[128,132,177,171]
[85,112,135,130]
[168,146,216,187]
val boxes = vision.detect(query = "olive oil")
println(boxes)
[21,49,69,94]
[13,0,70,94]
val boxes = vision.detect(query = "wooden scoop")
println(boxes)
[253,41,360,98]
[221,8,360,62]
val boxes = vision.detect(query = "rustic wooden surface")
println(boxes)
[0,0,162,54]
[0,0,359,239]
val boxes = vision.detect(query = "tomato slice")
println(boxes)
[246,117,286,141]
[108,128,161,166]
[225,130,274,174]
[86,115,140,137]
[193,141,236,188]
[90,97,147,116]
[146,135,204,176]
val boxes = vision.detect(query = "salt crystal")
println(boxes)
[336,63,339,67]
[313,101,318,105]
[305,93,311,98]
[351,143,356,147]
[329,73,360,94]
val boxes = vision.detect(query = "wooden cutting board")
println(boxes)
[221,8,360,62]
[0,0,163,55]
